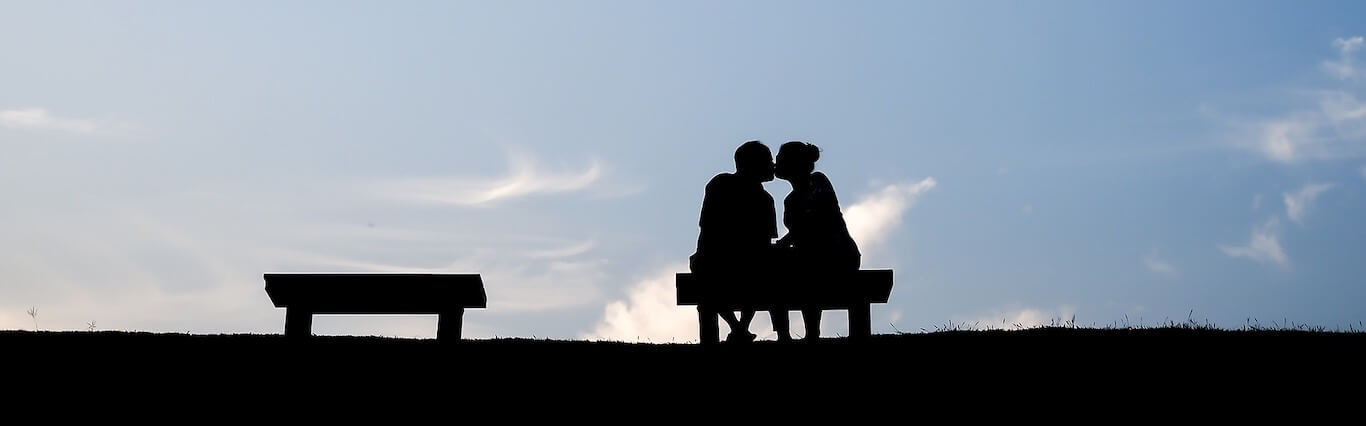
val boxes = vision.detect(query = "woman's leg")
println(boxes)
[802,308,821,341]
[739,310,755,328]
[770,309,791,341]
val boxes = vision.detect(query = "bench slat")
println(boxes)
[264,273,487,311]
[675,269,893,310]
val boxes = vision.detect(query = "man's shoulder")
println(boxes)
[705,172,739,190]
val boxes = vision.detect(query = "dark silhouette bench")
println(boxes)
[263,273,486,341]
[676,269,893,344]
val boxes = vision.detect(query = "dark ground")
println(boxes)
[5,328,1362,411]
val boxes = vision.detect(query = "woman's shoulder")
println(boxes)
[810,171,835,189]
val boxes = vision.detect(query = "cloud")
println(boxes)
[522,239,596,259]
[582,264,697,343]
[1252,194,1264,210]
[843,177,937,251]
[1283,183,1334,224]
[0,108,100,134]
[955,305,1078,330]
[1323,36,1363,80]
[1360,165,1366,180]
[1143,254,1177,277]
[373,150,604,206]
[1219,219,1289,268]
[1230,37,1366,163]
[1253,115,1320,163]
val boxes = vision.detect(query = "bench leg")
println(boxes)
[698,306,719,345]
[438,309,464,342]
[849,303,871,341]
[285,308,312,339]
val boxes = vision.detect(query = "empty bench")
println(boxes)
[676,269,893,344]
[264,273,486,342]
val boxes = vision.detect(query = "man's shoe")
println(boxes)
[726,331,756,343]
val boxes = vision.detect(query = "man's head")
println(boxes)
[734,140,775,182]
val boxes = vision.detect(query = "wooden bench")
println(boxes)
[263,273,486,341]
[676,269,893,344]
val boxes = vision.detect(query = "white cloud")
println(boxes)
[373,150,604,206]
[0,107,100,134]
[1232,38,1366,163]
[1219,219,1289,269]
[843,177,937,251]
[1337,36,1365,53]
[955,305,1078,330]
[1283,183,1334,224]
[1254,115,1321,163]
[1143,254,1177,277]
[582,264,697,343]
[1324,36,1363,80]
[522,239,596,259]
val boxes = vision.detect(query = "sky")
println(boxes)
[3,1,1365,341]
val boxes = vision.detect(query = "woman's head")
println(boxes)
[775,141,819,181]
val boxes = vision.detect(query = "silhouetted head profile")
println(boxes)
[775,141,820,183]
[734,140,775,183]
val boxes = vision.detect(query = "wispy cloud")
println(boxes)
[1323,36,1363,80]
[0,107,100,134]
[1283,183,1334,224]
[374,150,604,206]
[1143,253,1177,277]
[522,239,596,259]
[1219,219,1289,269]
[1231,37,1366,163]
[843,177,937,252]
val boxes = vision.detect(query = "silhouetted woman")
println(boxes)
[772,141,860,342]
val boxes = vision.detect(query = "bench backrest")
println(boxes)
[676,269,893,310]
[264,273,487,313]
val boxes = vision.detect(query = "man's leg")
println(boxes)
[719,311,742,331]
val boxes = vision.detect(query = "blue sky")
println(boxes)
[3,1,1365,340]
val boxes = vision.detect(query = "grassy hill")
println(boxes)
[6,327,1362,408]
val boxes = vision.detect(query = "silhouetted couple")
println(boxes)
[690,141,861,343]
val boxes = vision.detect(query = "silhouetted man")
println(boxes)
[690,141,777,343]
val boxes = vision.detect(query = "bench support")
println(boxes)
[285,307,312,339]
[849,303,871,341]
[437,309,464,342]
[697,306,720,345]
